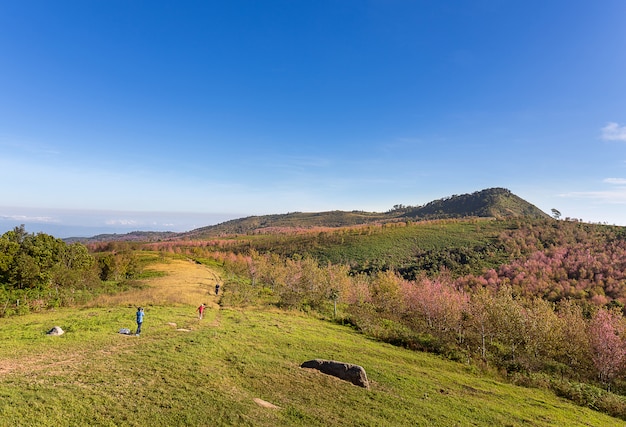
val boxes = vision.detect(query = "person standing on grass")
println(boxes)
[136,307,144,335]
[215,283,220,296]
[197,303,206,319]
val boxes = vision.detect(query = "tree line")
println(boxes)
[206,248,624,383]
[0,225,142,316]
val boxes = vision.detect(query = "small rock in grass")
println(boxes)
[253,398,281,409]
[46,326,64,336]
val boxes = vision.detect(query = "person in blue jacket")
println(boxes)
[136,307,145,336]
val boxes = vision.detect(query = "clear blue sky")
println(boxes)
[1,1,625,237]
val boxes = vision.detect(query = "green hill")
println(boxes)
[184,187,547,239]
[185,210,392,238]
[406,187,550,220]
[4,234,626,425]
[69,187,547,243]
[0,304,620,426]
[195,217,513,278]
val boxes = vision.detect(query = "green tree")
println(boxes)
[553,299,592,379]
[466,288,495,361]
[521,297,559,370]
[489,287,526,364]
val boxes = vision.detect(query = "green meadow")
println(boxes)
[0,258,623,426]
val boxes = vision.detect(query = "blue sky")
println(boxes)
[1,1,626,237]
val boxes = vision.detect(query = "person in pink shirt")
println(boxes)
[197,303,206,319]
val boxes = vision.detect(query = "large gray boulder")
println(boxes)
[301,359,369,389]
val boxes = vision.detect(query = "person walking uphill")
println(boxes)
[197,303,206,320]
[135,307,144,336]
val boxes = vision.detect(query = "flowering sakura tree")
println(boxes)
[589,308,626,387]
[402,277,468,344]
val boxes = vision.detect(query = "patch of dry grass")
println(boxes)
[87,255,221,309]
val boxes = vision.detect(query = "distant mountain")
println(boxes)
[184,188,548,238]
[67,188,549,242]
[183,210,394,238]
[404,187,550,220]
[65,230,178,244]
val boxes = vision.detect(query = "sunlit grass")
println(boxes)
[0,255,622,426]
[0,306,621,426]
[86,253,220,308]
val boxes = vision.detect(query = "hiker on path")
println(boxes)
[197,303,206,319]
[215,283,220,296]
[136,307,144,336]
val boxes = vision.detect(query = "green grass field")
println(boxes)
[0,257,623,426]
[209,218,512,275]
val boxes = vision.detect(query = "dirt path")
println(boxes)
[87,257,222,308]
[144,258,222,308]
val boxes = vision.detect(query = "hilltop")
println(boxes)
[187,187,547,238]
[70,188,548,242]
[405,187,549,219]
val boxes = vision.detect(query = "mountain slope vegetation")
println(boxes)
[69,187,547,243]
[0,255,621,426]
[406,187,550,220]
[6,189,626,422]
[186,187,548,238]
[144,215,626,421]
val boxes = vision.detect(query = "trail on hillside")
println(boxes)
[0,257,222,376]
[88,257,222,309]
[140,257,222,309]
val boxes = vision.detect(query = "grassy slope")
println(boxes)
[310,219,508,266]
[0,256,620,426]
[221,219,512,275]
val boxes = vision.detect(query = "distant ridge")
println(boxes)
[67,188,549,242]
[184,210,390,238]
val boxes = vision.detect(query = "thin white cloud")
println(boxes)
[105,219,140,226]
[559,189,626,204]
[601,122,626,142]
[604,178,626,185]
[0,214,58,223]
